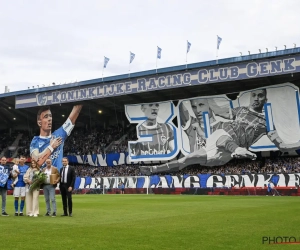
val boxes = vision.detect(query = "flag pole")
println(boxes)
[186,49,188,69]
[129,51,131,78]
[216,35,219,64]
[186,41,191,69]
[156,54,158,74]
[129,61,131,78]
[102,56,110,81]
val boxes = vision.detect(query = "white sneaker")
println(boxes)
[33,214,38,217]
[28,214,33,217]
[231,147,257,160]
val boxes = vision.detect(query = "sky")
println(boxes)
[0,0,299,92]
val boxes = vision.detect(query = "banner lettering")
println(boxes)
[71,173,300,189]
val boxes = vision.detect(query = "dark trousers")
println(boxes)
[60,183,72,214]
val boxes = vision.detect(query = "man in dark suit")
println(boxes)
[59,157,75,217]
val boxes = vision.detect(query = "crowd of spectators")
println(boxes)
[74,164,140,177]
[177,157,300,176]
[0,132,10,154]
[14,132,31,158]
[64,125,128,155]
[105,127,137,154]
[71,157,300,178]
[63,125,137,155]
[0,131,24,157]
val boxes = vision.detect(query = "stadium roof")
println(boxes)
[2,47,300,129]
[1,47,300,99]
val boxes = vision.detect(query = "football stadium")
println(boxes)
[1,47,300,249]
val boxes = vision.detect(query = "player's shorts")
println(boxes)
[205,129,232,166]
[13,187,26,197]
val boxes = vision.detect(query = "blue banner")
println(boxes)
[67,152,132,166]
[5,173,300,190]
[67,152,169,166]
[72,173,300,189]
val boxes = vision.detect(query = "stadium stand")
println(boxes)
[74,164,141,177]
[2,47,300,197]
[3,129,300,178]
[0,130,23,158]
[64,125,132,155]
[68,156,300,178]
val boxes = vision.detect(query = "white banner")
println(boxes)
[126,83,300,169]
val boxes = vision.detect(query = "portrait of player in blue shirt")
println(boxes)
[30,105,82,170]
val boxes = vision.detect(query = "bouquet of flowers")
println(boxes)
[29,171,47,192]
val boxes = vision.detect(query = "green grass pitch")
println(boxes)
[1,194,299,249]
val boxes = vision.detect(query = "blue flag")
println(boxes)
[104,56,109,68]
[157,46,162,59]
[130,51,135,64]
[187,40,191,53]
[217,36,222,50]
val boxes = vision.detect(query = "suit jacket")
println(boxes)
[59,165,75,189]
[42,166,60,188]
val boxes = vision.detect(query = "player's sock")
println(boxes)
[216,135,239,153]
[155,162,180,173]
[14,200,18,212]
[140,161,182,175]
[20,200,25,212]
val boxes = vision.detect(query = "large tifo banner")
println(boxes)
[126,83,300,166]
[75,173,300,189]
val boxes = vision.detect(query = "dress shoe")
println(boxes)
[61,214,68,217]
